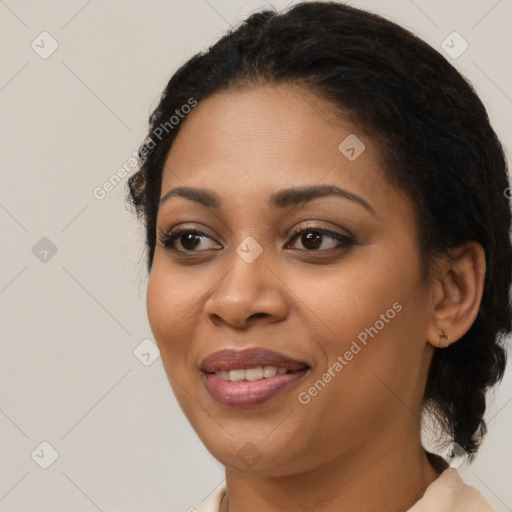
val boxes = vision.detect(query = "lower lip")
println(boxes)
[202,369,309,407]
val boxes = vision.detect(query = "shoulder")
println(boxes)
[196,486,226,512]
[407,468,496,512]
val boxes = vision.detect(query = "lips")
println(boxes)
[200,347,310,407]
[200,347,309,373]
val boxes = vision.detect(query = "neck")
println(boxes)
[221,433,440,512]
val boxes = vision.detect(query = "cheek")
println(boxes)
[300,242,415,350]
[146,266,206,412]
[294,242,427,418]
[146,269,174,342]
[146,263,200,362]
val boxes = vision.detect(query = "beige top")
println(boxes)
[197,469,495,511]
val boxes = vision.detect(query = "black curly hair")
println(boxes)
[127,1,512,472]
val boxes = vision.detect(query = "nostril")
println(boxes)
[250,312,269,319]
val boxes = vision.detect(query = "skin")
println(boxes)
[146,83,486,512]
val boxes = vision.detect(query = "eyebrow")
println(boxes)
[159,184,376,216]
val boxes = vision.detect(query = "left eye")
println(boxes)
[286,226,353,251]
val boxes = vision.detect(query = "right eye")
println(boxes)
[158,228,222,253]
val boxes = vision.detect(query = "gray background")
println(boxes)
[1,1,511,511]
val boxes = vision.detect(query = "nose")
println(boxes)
[203,244,289,329]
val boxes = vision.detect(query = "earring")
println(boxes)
[438,329,450,348]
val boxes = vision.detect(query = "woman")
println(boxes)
[127,2,511,510]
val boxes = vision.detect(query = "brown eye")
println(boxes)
[159,229,221,252]
[287,226,353,251]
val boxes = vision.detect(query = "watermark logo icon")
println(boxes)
[338,134,365,161]
[31,441,59,469]
[133,338,160,366]
[441,441,469,469]
[441,32,468,59]
[31,32,59,59]
[236,236,263,263]
[237,442,262,468]
[32,237,58,263]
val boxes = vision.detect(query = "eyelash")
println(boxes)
[158,224,354,254]
[287,225,354,250]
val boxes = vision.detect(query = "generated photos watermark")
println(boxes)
[92,97,198,200]
[298,301,403,405]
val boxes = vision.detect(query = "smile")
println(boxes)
[200,347,310,407]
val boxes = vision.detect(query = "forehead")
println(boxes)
[159,83,393,211]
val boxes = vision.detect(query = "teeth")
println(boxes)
[215,366,290,382]
[245,367,264,381]
[228,369,246,382]
[263,366,277,378]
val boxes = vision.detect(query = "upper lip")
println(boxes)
[200,347,310,373]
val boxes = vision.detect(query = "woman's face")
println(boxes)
[147,83,437,476]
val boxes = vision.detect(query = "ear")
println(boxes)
[426,241,486,348]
